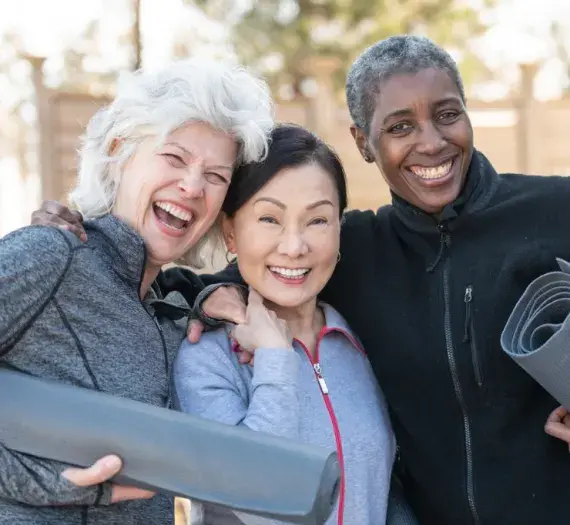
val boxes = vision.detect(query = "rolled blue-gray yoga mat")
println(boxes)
[501,258,570,408]
[0,368,339,524]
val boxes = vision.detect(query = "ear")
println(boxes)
[350,125,375,163]
[221,214,237,254]
[109,138,122,157]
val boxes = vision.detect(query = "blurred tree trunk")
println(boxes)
[132,0,142,70]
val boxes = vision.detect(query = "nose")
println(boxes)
[178,163,206,198]
[277,230,309,259]
[416,120,447,156]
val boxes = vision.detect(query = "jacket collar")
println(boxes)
[84,214,191,318]
[84,214,147,287]
[390,149,500,234]
[319,302,365,355]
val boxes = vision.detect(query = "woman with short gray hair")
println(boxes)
[0,57,272,525]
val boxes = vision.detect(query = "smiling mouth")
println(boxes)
[408,158,455,181]
[268,266,311,282]
[153,201,193,232]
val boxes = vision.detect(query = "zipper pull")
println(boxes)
[313,363,329,394]
[463,286,472,343]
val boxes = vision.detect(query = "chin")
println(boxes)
[261,289,314,310]
[145,244,183,268]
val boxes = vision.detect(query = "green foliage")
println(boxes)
[191,0,494,98]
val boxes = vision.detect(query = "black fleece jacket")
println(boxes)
[163,150,570,524]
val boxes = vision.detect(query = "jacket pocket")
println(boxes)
[463,285,483,387]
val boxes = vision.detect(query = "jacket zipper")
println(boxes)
[137,245,171,406]
[463,286,483,387]
[440,227,480,525]
[297,338,345,525]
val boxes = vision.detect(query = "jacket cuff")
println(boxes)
[252,348,300,386]
[94,482,114,506]
[193,283,248,328]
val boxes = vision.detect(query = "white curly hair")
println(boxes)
[70,58,274,267]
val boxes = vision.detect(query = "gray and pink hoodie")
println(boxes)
[173,303,403,525]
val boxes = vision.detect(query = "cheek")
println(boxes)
[452,119,473,149]
[203,185,228,220]
[234,226,270,264]
[310,228,340,268]
[234,231,273,286]
[379,139,408,174]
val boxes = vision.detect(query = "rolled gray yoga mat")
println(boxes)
[501,258,570,408]
[0,369,340,524]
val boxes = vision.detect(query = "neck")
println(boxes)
[140,264,161,299]
[265,298,325,357]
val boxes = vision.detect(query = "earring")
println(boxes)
[225,251,236,265]
[337,252,341,263]
[363,152,373,162]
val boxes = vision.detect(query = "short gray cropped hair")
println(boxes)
[346,35,465,135]
[70,58,274,268]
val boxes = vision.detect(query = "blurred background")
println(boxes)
[2,0,570,238]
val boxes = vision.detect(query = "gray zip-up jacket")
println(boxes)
[173,304,398,525]
[0,215,188,525]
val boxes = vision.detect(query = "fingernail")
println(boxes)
[80,234,88,242]
[102,456,121,469]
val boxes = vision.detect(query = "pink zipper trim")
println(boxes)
[320,326,366,356]
[231,326,361,524]
[296,333,345,525]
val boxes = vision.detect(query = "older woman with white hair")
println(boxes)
[0,58,272,525]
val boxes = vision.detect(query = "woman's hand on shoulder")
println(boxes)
[31,200,87,242]
[187,285,248,343]
[231,289,292,353]
[545,406,570,449]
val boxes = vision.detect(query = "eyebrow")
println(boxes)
[164,141,233,171]
[253,197,334,210]
[381,96,463,125]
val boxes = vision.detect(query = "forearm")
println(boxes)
[176,341,301,440]
[0,445,111,506]
[238,348,300,439]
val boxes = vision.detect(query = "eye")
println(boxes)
[309,217,328,226]
[205,172,229,185]
[163,153,185,168]
[388,122,413,135]
[437,110,460,123]
[259,216,279,225]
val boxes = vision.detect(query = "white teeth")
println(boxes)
[154,201,193,222]
[409,160,453,180]
[269,267,310,279]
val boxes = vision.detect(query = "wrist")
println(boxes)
[259,339,292,350]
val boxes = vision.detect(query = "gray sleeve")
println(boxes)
[0,227,114,507]
[0,226,73,348]
[174,332,301,438]
[0,444,113,506]
[174,333,301,525]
